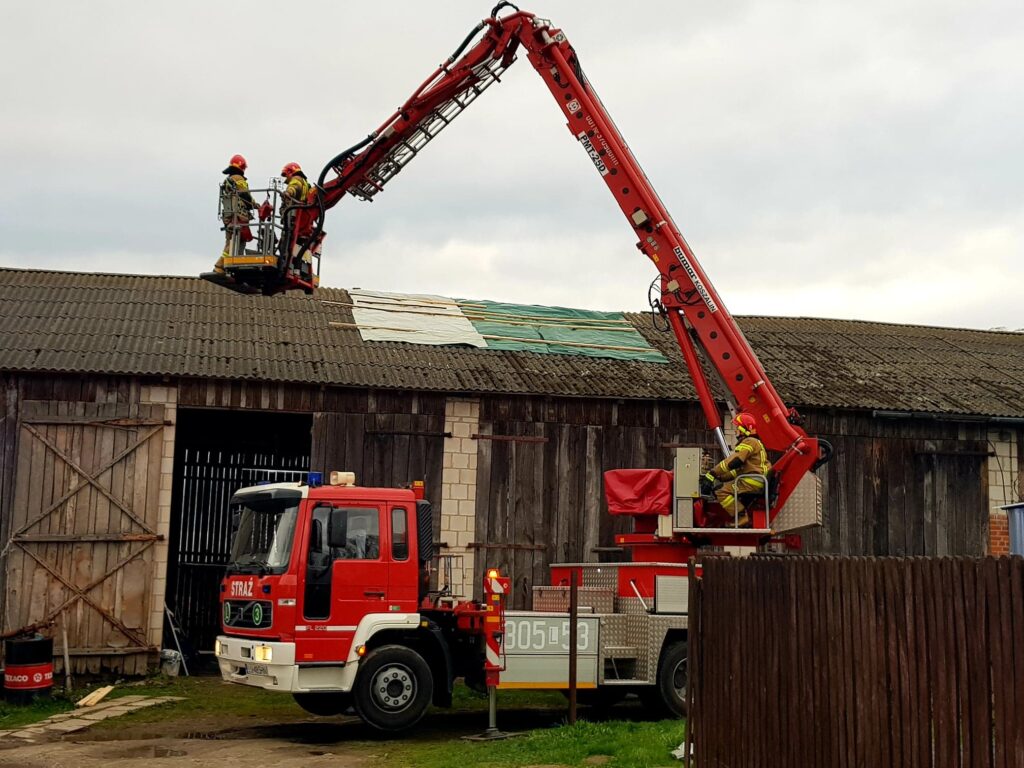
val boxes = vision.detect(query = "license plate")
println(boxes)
[247,663,269,676]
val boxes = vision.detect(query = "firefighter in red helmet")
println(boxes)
[703,412,771,527]
[280,162,311,207]
[279,162,313,276]
[215,154,257,273]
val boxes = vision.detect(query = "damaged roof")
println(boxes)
[0,268,1021,418]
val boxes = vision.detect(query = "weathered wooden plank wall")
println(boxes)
[309,390,446,536]
[474,397,716,608]
[1019,426,1024,499]
[474,398,992,607]
[686,556,1024,768]
[801,411,990,556]
[0,377,19,633]
[0,374,998,657]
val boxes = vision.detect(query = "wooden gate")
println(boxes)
[3,401,167,674]
[169,446,308,654]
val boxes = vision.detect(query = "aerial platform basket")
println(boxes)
[201,179,321,296]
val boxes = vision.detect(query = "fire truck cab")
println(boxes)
[215,478,463,731]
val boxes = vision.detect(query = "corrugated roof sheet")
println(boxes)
[0,268,1021,418]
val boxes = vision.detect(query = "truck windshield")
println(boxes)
[227,499,299,575]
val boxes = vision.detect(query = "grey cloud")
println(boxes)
[1,0,1021,329]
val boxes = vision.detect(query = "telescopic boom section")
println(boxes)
[300,8,823,515]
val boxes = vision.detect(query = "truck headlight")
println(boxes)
[215,639,222,656]
[254,645,273,663]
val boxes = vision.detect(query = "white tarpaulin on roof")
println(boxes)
[349,289,486,347]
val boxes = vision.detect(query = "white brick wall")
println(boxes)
[439,397,480,597]
[988,429,1020,509]
[140,383,177,648]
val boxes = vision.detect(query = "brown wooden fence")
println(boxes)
[685,556,1024,768]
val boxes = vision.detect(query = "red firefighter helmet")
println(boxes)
[228,154,247,171]
[733,412,758,437]
[281,162,302,178]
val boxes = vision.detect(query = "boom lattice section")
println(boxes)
[346,56,514,202]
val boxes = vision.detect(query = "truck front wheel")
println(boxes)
[640,640,688,717]
[353,644,434,732]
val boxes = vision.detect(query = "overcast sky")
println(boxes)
[2,0,1021,330]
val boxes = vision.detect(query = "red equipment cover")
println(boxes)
[604,469,672,516]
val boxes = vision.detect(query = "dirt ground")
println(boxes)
[0,706,575,768]
[0,713,395,767]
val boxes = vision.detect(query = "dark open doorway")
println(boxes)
[166,408,312,663]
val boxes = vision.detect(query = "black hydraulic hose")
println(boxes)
[317,133,376,189]
[281,133,378,276]
[489,2,519,18]
[295,9,514,281]
[449,21,487,65]
[812,439,834,471]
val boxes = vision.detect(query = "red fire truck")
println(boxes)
[213,4,830,732]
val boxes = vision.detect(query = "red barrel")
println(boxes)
[4,635,53,704]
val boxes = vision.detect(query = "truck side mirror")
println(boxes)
[327,508,347,549]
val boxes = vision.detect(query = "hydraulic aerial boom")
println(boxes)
[280,5,827,517]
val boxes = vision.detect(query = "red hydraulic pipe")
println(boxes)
[668,310,722,436]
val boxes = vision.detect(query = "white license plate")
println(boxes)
[246,663,269,676]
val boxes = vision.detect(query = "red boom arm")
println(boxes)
[294,7,825,516]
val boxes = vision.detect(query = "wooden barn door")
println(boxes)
[3,401,167,673]
[473,424,551,610]
[311,411,445,510]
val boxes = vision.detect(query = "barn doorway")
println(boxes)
[166,409,312,663]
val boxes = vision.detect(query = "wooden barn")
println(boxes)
[0,268,1020,673]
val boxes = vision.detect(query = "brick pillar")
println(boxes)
[440,398,480,597]
[989,510,1011,556]
[140,383,177,648]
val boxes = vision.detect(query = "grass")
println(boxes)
[0,691,75,731]
[91,675,302,730]
[89,676,567,730]
[380,718,685,768]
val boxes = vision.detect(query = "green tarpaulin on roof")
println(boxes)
[460,299,667,363]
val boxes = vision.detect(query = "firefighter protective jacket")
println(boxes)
[221,172,256,218]
[283,174,311,206]
[710,436,770,485]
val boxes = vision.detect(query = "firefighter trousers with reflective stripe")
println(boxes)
[715,476,765,517]
[222,216,254,258]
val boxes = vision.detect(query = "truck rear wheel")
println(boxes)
[353,644,433,732]
[641,640,688,717]
[292,692,353,716]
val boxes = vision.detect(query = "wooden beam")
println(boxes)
[364,429,453,438]
[471,433,549,444]
[14,533,162,543]
[328,322,657,353]
[60,646,155,657]
[323,299,636,331]
[23,417,171,427]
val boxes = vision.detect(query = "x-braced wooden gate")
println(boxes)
[3,402,169,674]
